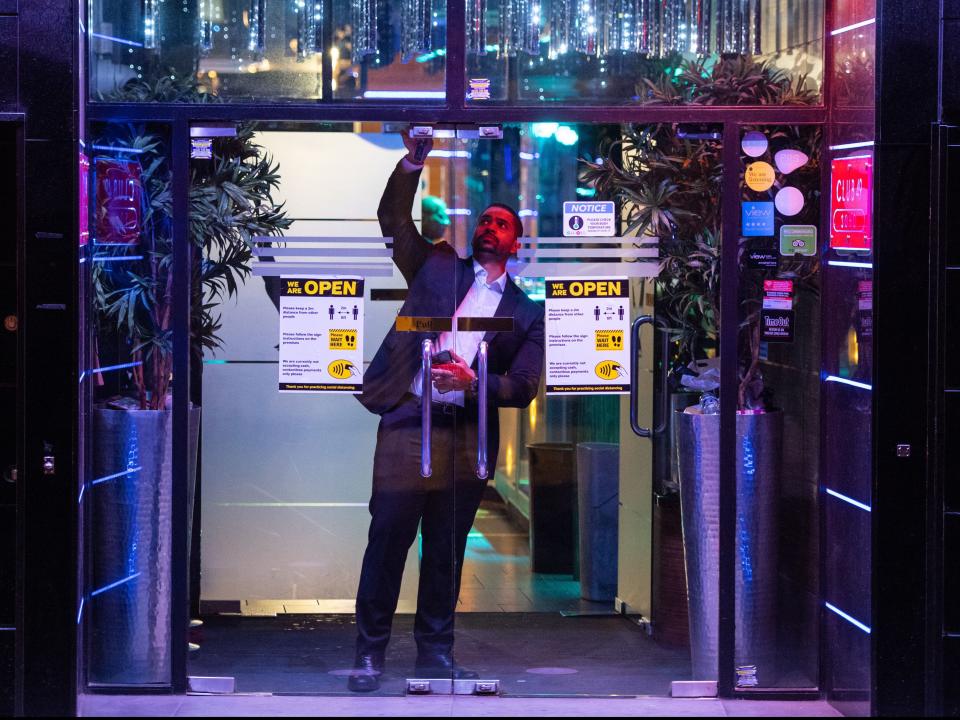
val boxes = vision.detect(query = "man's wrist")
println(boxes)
[400,156,424,172]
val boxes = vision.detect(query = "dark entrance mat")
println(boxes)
[188,613,691,697]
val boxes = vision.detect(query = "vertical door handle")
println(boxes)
[629,315,671,438]
[476,341,489,479]
[630,316,654,438]
[421,339,433,478]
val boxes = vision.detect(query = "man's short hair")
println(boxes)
[482,203,524,239]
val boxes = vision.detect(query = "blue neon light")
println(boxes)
[829,140,874,150]
[826,602,872,634]
[92,255,145,263]
[91,361,143,375]
[91,466,142,486]
[825,487,872,512]
[77,597,85,625]
[828,260,872,269]
[78,482,86,505]
[830,18,875,36]
[824,375,872,391]
[90,572,141,597]
[90,32,145,47]
[90,144,146,155]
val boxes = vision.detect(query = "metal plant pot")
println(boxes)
[675,409,783,685]
[89,405,200,685]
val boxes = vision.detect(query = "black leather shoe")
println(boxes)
[414,652,480,679]
[347,654,384,693]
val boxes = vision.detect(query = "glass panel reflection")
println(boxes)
[89,0,446,102]
[732,125,822,689]
[85,122,176,686]
[466,0,824,104]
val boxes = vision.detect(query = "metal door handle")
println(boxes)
[421,339,433,478]
[476,341,489,479]
[629,316,670,438]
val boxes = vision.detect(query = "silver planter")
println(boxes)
[675,409,783,685]
[90,405,200,685]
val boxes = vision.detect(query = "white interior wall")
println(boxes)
[200,131,421,609]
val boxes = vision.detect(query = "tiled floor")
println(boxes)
[233,500,604,616]
[79,693,844,717]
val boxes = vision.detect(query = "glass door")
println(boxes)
[187,121,465,694]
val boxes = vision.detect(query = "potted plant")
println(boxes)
[88,76,289,683]
[581,56,820,683]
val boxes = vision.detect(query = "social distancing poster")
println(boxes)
[279,277,364,393]
[545,278,630,394]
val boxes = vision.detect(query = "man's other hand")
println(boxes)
[431,350,476,393]
[402,132,433,165]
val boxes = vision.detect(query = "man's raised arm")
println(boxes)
[377,135,434,286]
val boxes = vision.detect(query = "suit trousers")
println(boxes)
[355,394,487,659]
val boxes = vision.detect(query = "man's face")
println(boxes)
[471,206,520,263]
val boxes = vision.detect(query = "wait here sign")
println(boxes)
[563,201,615,237]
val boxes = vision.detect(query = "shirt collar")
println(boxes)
[472,260,507,293]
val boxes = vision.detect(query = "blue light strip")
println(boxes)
[824,375,872,391]
[90,144,145,155]
[78,370,86,384]
[92,255,145,263]
[829,140,874,151]
[362,90,445,99]
[826,487,872,512]
[77,597,85,625]
[826,602,872,634]
[90,572,141,598]
[91,466,142,486]
[828,260,872,269]
[830,17,875,36]
[77,482,86,505]
[90,32,145,47]
[91,361,143,375]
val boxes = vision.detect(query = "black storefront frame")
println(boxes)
[77,0,839,705]
[82,113,827,705]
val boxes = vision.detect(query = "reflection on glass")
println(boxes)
[89,0,446,101]
[85,122,175,686]
[466,0,823,104]
[732,125,823,688]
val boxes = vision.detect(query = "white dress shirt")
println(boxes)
[411,260,507,406]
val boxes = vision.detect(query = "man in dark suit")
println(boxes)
[348,133,545,691]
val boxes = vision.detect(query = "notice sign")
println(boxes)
[563,201,615,237]
[545,278,630,394]
[830,154,873,252]
[279,277,364,393]
[761,279,794,342]
[95,157,143,245]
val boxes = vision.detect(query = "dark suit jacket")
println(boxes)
[359,161,545,455]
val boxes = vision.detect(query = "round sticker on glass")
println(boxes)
[741,131,768,158]
[774,148,809,175]
[745,161,776,192]
[775,186,805,216]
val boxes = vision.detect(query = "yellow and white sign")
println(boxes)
[544,277,630,395]
[745,161,776,192]
[279,277,364,393]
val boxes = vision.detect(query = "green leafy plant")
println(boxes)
[639,56,819,106]
[582,59,820,410]
[93,78,290,409]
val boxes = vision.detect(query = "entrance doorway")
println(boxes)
[81,116,827,700]
[186,122,679,695]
